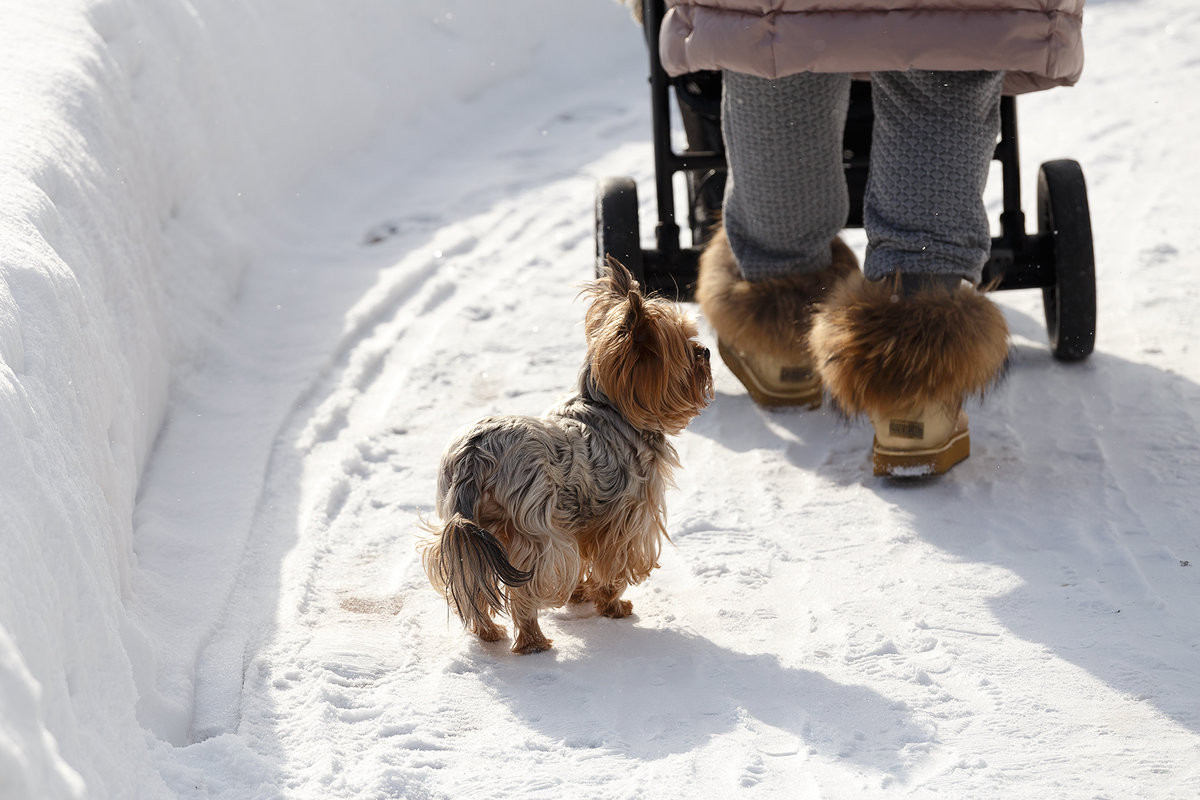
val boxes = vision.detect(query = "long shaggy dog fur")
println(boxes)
[809,274,1010,417]
[696,225,860,360]
[420,259,712,654]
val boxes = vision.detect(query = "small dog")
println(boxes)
[420,259,712,654]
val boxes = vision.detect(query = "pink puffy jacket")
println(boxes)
[660,0,1084,94]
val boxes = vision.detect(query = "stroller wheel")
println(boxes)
[595,176,645,283]
[1038,159,1096,361]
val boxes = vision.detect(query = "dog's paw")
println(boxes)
[473,623,507,643]
[599,598,633,619]
[512,632,554,655]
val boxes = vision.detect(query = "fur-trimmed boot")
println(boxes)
[809,275,1009,477]
[696,226,860,408]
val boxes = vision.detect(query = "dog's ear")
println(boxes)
[601,256,639,299]
[585,256,645,341]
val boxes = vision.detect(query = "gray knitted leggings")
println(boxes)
[721,70,1004,284]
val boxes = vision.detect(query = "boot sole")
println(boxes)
[873,428,970,478]
[717,340,822,409]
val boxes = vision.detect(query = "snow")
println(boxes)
[1,0,1198,797]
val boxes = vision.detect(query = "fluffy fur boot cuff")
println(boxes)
[809,275,1010,419]
[696,226,860,362]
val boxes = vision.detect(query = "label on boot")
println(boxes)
[889,419,925,440]
[779,366,815,383]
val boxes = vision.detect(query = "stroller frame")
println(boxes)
[596,0,1096,361]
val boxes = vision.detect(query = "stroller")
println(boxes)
[595,0,1096,361]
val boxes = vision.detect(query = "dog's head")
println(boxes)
[583,258,712,435]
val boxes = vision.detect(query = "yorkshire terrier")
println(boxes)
[421,259,712,654]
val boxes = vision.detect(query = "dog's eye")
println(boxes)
[699,346,710,361]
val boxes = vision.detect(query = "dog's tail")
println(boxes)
[421,513,534,629]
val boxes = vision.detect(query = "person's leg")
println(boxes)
[864,70,1004,284]
[720,70,851,279]
[697,70,860,408]
[811,71,1009,477]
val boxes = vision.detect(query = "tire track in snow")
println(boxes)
[286,197,582,628]
[192,133,623,792]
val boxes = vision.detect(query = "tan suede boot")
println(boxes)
[809,275,1009,477]
[696,226,859,409]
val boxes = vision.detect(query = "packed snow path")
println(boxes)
[4,1,1199,798]
[147,8,1199,799]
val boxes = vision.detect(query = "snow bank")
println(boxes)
[0,2,627,796]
